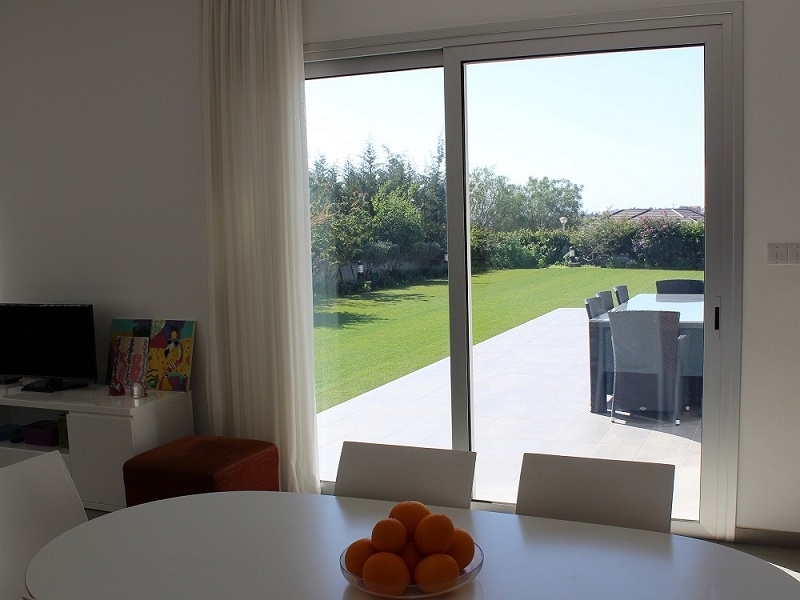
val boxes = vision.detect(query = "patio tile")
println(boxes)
[600,424,653,445]
[635,446,688,467]
[643,431,694,449]
[316,307,701,519]
[476,415,536,439]
[591,443,643,461]
[517,420,574,441]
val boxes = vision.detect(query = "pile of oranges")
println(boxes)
[343,500,476,596]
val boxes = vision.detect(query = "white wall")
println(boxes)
[303,0,800,535]
[0,0,209,431]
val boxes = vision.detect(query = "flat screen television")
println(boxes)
[0,303,98,392]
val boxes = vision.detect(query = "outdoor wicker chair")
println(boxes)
[596,290,615,312]
[608,310,687,425]
[655,279,704,294]
[584,296,606,319]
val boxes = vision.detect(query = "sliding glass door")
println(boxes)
[306,5,741,539]
[305,68,453,483]
[461,48,706,519]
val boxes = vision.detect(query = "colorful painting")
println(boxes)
[145,320,195,391]
[105,319,152,384]
[109,336,149,390]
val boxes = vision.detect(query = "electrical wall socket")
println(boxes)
[789,244,800,264]
[768,243,788,264]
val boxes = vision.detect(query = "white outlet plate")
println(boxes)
[768,243,788,264]
[789,244,800,264]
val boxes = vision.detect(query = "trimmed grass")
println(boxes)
[313,267,702,411]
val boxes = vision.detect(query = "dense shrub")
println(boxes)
[487,231,539,269]
[527,229,571,267]
[408,241,443,270]
[360,240,396,273]
[470,226,492,272]
[468,227,570,270]
[632,218,704,269]
[570,215,640,267]
[567,215,704,269]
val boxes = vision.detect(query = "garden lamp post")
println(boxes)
[559,216,568,231]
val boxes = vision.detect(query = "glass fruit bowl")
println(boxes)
[340,542,483,599]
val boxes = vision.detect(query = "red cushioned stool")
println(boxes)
[122,435,280,506]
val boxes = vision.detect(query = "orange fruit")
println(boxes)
[447,527,475,569]
[413,553,460,594]
[389,500,432,541]
[344,537,376,577]
[398,541,424,578]
[414,513,455,555]
[371,517,407,553]
[362,552,411,596]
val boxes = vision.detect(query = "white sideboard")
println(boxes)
[0,382,194,511]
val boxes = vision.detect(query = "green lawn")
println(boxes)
[313,267,702,411]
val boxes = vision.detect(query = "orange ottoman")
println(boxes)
[123,435,279,506]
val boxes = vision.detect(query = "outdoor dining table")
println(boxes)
[26,490,800,599]
[589,293,704,414]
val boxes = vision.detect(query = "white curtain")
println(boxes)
[200,0,320,493]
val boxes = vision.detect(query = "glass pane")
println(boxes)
[464,47,705,520]
[305,69,451,483]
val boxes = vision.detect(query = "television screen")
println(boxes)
[0,303,98,392]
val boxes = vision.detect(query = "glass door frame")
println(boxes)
[305,3,743,540]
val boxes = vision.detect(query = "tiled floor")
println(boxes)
[317,308,701,521]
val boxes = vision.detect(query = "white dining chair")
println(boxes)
[0,451,88,600]
[515,452,675,533]
[334,441,477,508]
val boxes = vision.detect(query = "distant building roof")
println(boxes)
[607,207,704,223]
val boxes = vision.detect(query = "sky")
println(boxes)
[305,46,704,215]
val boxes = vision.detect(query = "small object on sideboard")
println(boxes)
[22,420,60,446]
[0,423,21,441]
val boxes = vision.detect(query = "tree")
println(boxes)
[310,183,371,281]
[523,177,583,230]
[309,141,588,296]
[415,135,447,250]
[494,176,583,231]
[330,191,372,266]
[355,140,381,201]
[309,156,344,291]
[468,166,514,229]
[371,184,425,264]
[380,147,416,192]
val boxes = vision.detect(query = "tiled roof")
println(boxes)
[607,207,704,223]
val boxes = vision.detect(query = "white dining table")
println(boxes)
[26,491,800,599]
[605,293,705,323]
